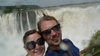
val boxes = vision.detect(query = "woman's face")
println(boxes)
[25,32,45,56]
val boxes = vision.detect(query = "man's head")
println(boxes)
[23,29,45,56]
[38,15,62,46]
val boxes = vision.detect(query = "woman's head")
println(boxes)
[23,29,45,56]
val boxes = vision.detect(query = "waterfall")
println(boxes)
[0,3,100,56]
[19,12,24,34]
[26,12,31,30]
[0,12,25,56]
[35,4,100,50]
[0,11,36,56]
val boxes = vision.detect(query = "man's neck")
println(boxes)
[48,45,60,50]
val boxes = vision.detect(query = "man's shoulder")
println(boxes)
[62,38,71,42]
[62,38,73,45]
[45,39,80,56]
[62,38,79,51]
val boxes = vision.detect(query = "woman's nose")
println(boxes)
[34,44,40,52]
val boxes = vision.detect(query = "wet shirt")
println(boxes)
[45,39,80,56]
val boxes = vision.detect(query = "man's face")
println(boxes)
[25,33,45,56]
[40,20,62,46]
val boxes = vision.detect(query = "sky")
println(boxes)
[0,0,100,7]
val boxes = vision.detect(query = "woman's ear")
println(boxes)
[24,46,29,52]
[24,46,26,50]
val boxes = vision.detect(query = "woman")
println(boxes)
[23,29,45,56]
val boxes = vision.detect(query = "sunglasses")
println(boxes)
[25,38,44,50]
[41,23,60,36]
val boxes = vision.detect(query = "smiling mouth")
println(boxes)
[52,37,59,42]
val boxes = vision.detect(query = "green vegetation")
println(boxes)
[81,30,100,56]
[0,5,41,13]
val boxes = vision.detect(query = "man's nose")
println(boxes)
[50,30,57,36]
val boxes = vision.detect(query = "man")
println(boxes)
[23,29,45,56]
[38,15,80,56]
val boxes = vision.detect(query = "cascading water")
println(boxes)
[0,3,100,56]
[0,11,36,56]
[35,4,100,51]
[0,13,25,56]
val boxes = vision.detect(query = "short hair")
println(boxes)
[38,15,59,32]
[23,29,41,45]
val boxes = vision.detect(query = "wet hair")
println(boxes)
[38,14,59,32]
[23,29,41,45]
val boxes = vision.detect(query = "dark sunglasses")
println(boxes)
[25,38,44,50]
[41,23,60,36]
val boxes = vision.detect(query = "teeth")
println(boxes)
[52,37,58,41]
